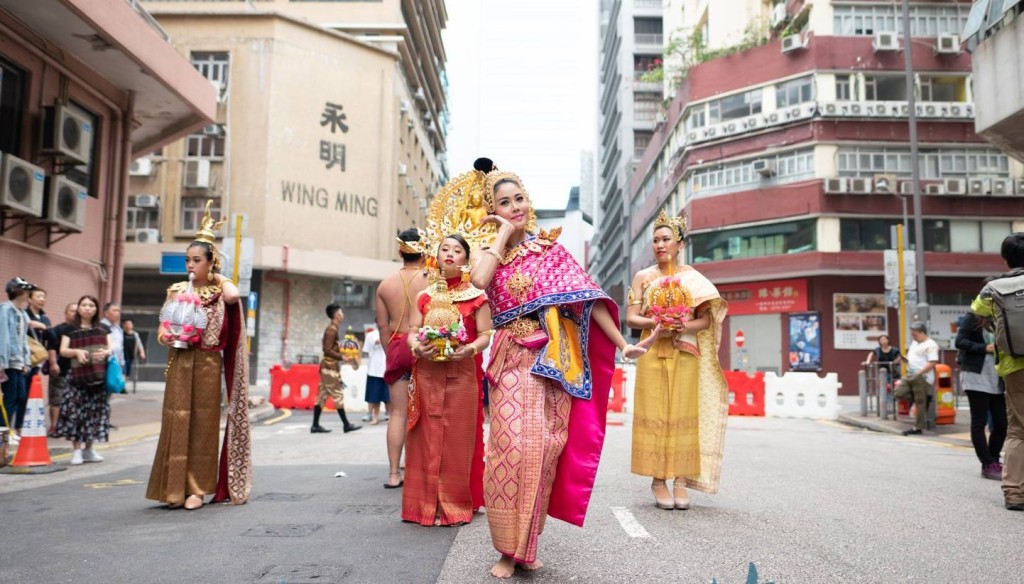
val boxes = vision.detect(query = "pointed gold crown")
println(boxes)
[653,208,687,241]
[194,200,226,245]
[396,228,428,255]
[425,170,495,252]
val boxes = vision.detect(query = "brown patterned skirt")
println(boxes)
[146,348,222,505]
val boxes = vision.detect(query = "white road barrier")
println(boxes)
[763,371,842,420]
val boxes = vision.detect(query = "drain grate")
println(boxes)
[332,504,400,515]
[243,524,323,538]
[253,564,350,583]
[253,492,313,502]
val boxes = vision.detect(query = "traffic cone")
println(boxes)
[0,374,65,475]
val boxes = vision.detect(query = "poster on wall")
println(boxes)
[788,312,821,371]
[833,293,888,350]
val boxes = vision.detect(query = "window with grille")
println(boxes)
[691,219,817,263]
[126,195,160,232]
[776,77,814,108]
[180,197,221,233]
[833,4,969,37]
[186,127,226,159]
[687,149,815,197]
[191,52,230,87]
[837,147,1009,178]
[864,76,907,101]
[836,75,854,101]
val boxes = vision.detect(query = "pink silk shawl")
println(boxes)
[487,237,617,527]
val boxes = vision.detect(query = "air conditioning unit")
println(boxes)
[784,105,803,120]
[134,228,160,244]
[209,80,227,103]
[129,158,154,177]
[705,127,718,138]
[849,102,864,116]
[413,87,426,102]
[924,183,946,195]
[872,32,900,52]
[398,162,408,176]
[991,178,1012,196]
[936,33,961,55]
[1016,179,1024,196]
[899,180,915,194]
[849,178,873,194]
[41,105,93,165]
[968,178,991,196]
[202,124,222,136]
[134,194,159,208]
[723,122,738,134]
[743,116,761,130]
[781,34,805,54]
[873,173,897,194]
[869,103,891,117]
[183,159,212,189]
[948,104,966,118]
[944,178,967,195]
[45,175,87,232]
[405,177,413,188]
[687,131,700,142]
[752,159,775,177]
[899,103,911,116]
[917,103,939,117]
[771,3,788,28]
[824,178,848,194]
[399,99,411,115]
[0,153,45,217]
[822,103,840,116]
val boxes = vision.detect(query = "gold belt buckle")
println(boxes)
[506,318,539,338]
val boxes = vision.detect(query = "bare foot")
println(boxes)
[490,556,515,579]
[518,559,544,571]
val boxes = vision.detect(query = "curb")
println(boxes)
[249,402,277,424]
[837,414,972,449]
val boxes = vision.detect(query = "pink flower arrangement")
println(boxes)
[417,319,467,360]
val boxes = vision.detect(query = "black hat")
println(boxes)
[5,276,34,296]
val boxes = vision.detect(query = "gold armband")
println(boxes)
[477,329,495,337]
[627,288,641,306]
[484,248,502,261]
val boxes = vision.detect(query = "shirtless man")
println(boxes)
[375,228,428,489]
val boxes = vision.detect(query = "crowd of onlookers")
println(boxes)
[0,276,143,465]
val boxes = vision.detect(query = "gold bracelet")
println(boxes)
[471,345,479,356]
[477,329,495,337]
[485,248,502,261]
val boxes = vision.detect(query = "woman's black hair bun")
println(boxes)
[473,157,495,173]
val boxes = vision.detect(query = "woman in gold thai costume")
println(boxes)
[468,158,652,579]
[626,210,728,510]
[403,234,491,526]
[146,201,252,510]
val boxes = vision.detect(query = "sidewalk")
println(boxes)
[22,384,276,460]
[836,395,973,449]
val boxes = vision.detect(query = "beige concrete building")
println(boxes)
[124,2,449,383]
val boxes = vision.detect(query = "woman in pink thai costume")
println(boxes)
[468,158,653,579]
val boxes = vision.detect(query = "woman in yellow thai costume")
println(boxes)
[626,210,728,510]
[403,233,491,526]
[468,158,652,579]
[146,201,252,510]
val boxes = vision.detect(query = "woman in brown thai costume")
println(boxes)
[146,201,251,510]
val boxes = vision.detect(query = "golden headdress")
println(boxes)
[396,228,428,255]
[424,168,495,253]
[474,158,539,235]
[653,208,688,242]
[193,199,226,272]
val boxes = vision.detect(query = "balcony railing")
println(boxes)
[634,33,664,46]
[125,0,170,40]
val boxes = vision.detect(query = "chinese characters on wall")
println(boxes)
[319,102,348,171]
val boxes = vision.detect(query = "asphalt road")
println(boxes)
[1,402,1018,583]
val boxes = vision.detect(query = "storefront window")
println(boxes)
[691,219,816,263]
[840,219,956,252]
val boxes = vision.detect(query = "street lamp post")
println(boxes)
[901,0,929,325]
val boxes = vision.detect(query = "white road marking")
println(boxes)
[610,506,651,539]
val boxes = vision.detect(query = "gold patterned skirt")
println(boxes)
[146,349,223,505]
[484,333,570,564]
[631,336,701,480]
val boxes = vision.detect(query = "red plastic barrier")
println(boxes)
[724,371,765,416]
[269,364,320,410]
[609,367,627,413]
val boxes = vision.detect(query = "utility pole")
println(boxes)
[902,0,929,326]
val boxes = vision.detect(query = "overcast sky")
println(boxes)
[442,0,599,210]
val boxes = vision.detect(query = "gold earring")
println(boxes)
[460,264,471,284]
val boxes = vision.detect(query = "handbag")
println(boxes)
[106,358,125,394]
[27,335,48,367]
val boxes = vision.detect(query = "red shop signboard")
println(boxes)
[717,278,808,315]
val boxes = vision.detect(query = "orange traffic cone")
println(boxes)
[1,374,65,475]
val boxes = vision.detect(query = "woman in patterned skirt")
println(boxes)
[56,295,112,465]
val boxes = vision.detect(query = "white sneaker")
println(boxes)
[70,449,84,465]
[9,433,19,446]
[82,448,104,463]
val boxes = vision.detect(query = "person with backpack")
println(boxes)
[970,232,1024,511]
